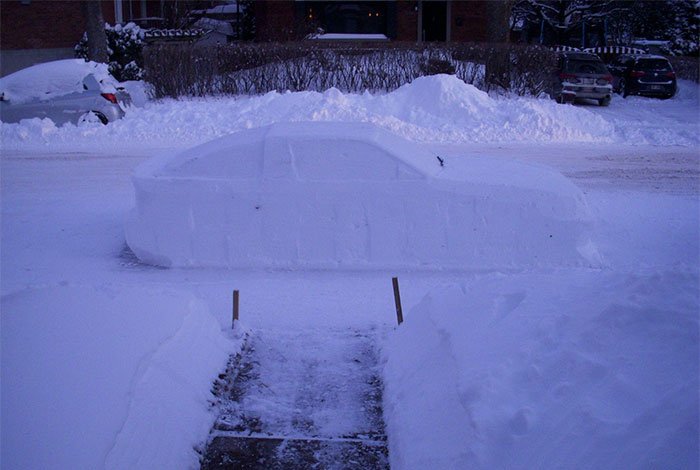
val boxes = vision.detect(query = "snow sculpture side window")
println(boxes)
[290,140,422,181]
[170,142,265,180]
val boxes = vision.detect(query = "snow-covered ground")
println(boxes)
[2,75,698,151]
[1,75,698,469]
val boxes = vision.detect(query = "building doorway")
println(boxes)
[422,1,446,41]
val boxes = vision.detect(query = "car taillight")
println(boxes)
[101,93,118,104]
[597,75,613,85]
[665,71,676,78]
[630,70,646,78]
[559,73,580,83]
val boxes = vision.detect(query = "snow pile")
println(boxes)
[119,80,150,107]
[1,285,240,470]
[370,76,615,143]
[383,272,699,469]
[0,59,119,104]
[126,121,600,269]
[3,74,697,150]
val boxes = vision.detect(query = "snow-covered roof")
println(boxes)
[191,1,245,15]
[622,54,672,61]
[308,33,389,41]
[0,59,118,104]
[192,18,234,36]
[144,29,204,39]
[206,3,243,14]
[632,39,670,46]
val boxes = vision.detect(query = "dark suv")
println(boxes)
[608,54,677,99]
[550,52,613,106]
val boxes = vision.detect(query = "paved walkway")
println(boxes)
[202,327,389,469]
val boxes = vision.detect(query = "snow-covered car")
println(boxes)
[608,54,677,99]
[126,122,601,270]
[0,59,130,125]
[550,52,613,106]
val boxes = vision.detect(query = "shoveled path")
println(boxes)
[201,327,389,469]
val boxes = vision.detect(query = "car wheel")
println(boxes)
[598,96,611,107]
[620,79,629,98]
[79,111,109,125]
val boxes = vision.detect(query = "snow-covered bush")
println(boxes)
[75,22,145,81]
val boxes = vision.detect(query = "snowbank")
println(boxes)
[383,272,699,469]
[126,121,600,269]
[0,59,119,104]
[0,285,240,470]
[2,75,697,150]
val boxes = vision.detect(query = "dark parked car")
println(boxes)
[550,52,613,106]
[608,54,677,99]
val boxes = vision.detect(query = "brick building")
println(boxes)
[0,0,166,76]
[255,1,489,43]
[1,1,494,76]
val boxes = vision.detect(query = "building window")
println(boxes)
[306,1,388,35]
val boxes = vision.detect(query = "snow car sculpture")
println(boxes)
[126,122,600,269]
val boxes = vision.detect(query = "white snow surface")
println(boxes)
[0,59,119,104]
[2,75,698,150]
[126,121,599,269]
[384,272,699,469]
[1,285,241,469]
[1,73,698,470]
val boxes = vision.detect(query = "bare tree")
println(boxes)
[84,0,109,63]
[511,0,630,45]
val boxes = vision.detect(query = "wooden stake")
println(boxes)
[392,277,403,325]
[232,289,239,329]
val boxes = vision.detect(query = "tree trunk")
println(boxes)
[84,0,109,63]
[486,0,513,44]
[484,1,513,92]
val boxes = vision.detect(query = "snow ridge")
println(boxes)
[2,75,697,150]
[104,302,239,469]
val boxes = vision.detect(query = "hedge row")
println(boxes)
[143,42,557,99]
[142,42,698,100]
[668,56,699,82]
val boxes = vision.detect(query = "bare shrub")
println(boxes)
[421,58,456,76]
[143,42,557,99]
[668,56,699,83]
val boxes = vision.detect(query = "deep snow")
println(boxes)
[385,272,698,469]
[1,74,698,470]
[1,75,698,151]
[2,286,239,470]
